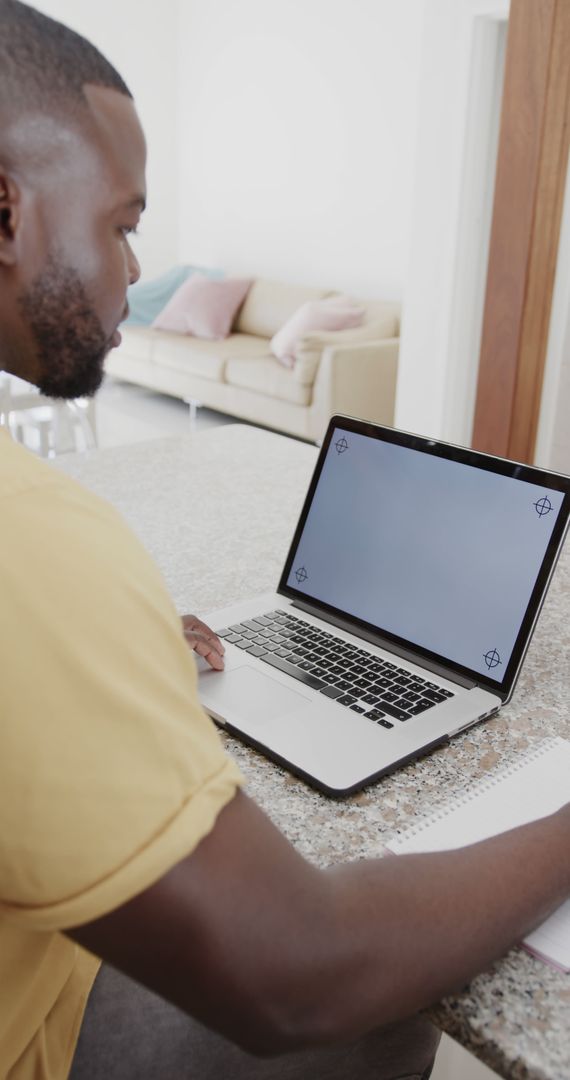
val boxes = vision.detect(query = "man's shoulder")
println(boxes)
[0,429,119,529]
[0,429,97,506]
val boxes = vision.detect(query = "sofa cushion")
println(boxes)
[125,265,223,327]
[116,326,156,362]
[152,275,252,339]
[225,356,312,406]
[271,296,364,367]
[293,309,400,385]
[235,278,334,339]
[154,331,270,382]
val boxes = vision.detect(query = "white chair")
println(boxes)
[0,374,97,456]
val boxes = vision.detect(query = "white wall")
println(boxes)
[177,0,425,299]
[31,0,181,281]
[535,151,570,474]
[395,0,510,441]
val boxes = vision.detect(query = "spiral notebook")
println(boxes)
[386,737,570,971]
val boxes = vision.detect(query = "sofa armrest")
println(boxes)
[309,338,399,441]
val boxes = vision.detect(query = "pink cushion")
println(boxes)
[270,296,365,367]
[152,275,252,340]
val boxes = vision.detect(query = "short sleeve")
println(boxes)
[0,475,242,931]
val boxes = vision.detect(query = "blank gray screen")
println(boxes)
[286,428,564,681]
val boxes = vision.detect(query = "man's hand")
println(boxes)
[181,614,225,670]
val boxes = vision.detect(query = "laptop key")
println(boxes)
[234,638,254,649]
[261,653,326,690]
[378,718,394,729]
[246,645,267,657]
[377,701,411,722]
[423,689,447,704]
[406,701,433,715]
[364,708,387,721]
[320,685,344,700]
[337,694,357,706]
[350,704,366,714]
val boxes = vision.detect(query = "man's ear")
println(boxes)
[0,170,21,266]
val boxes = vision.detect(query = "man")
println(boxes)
[0,3,568,1078]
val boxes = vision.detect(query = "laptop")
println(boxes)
[198,416,570,795]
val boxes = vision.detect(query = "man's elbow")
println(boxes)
[224,981,343,1057]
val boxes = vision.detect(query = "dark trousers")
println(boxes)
[70,965,440,1079]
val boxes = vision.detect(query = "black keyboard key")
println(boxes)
[373,677,393,690]
[423,689,447,704]
[378,718,394,729]
[261,653,326,690]
[350,704,366,714]
[299,661,316,671]
[377,701,411,722]
[406,701,433,715]
[381,691,399,704]
[418,697,436,710]
[362,693,381,705]
[364,708,386,721]
[337,694,357,706]
[394,697,414,709]
[320,685,344,699]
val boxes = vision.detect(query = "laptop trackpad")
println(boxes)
[201,665,311,727]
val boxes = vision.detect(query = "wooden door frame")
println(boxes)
[471,0,570,463]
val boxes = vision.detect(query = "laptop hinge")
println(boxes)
[290,599,477,689]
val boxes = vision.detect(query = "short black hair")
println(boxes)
[0,0,132,117]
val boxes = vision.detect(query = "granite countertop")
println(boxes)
[55,423,570,1080]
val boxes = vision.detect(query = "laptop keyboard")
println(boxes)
[216,610,454,730]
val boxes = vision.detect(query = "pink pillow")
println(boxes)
[152,275,252,340]
[270,296,365,367]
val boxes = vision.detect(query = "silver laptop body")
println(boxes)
[199,417,570,795]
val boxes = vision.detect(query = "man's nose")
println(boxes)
[127,244,141,286]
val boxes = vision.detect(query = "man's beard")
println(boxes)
[17,253,114,399]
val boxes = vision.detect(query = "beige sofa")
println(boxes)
[106,278,400,443]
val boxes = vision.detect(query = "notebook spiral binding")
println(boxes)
[391,737,560,846]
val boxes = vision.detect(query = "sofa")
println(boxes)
[105,277,400,443]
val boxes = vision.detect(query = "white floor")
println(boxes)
[17,376,499,1080]
[94,375,238,448]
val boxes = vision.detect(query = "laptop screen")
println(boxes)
[279,419,570,697]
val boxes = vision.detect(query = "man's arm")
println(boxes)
[67,790,570,1056]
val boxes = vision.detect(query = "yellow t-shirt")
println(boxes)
[0,430,242,1079]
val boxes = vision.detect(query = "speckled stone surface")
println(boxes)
[55,424,570,1080]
